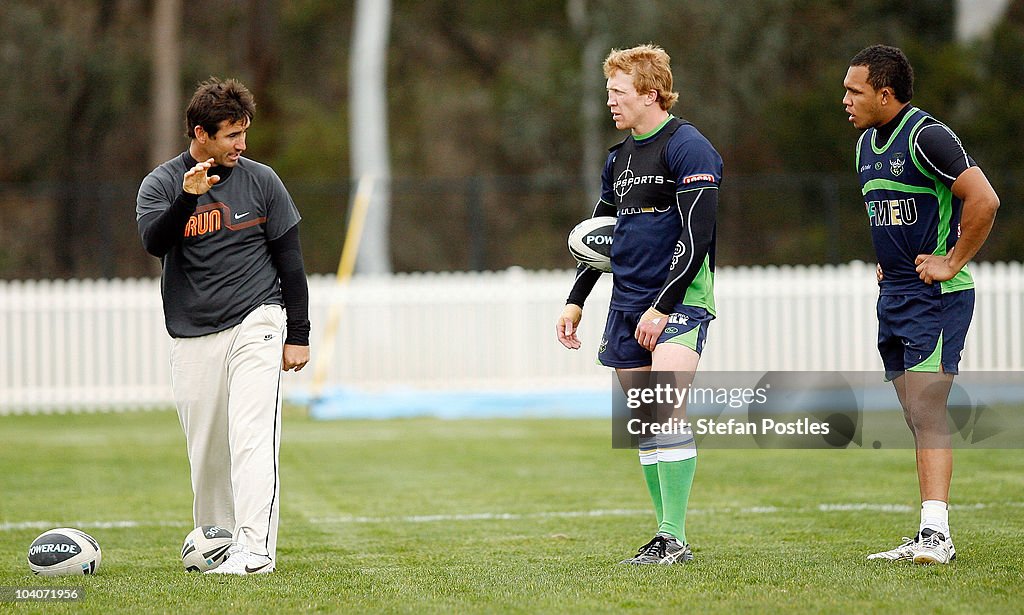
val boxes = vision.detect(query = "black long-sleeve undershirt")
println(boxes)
[268,225,311,346]
[652,187,717,314]
[566,200,616,307]
[138,191,199,257]
[139,164,235,257]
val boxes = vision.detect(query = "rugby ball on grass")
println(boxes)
[181,525,233,572]
[27,527,101,576]
[568,216,615,272]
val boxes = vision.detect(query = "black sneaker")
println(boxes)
[619,532,693,565]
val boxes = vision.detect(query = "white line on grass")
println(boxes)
[308,509,652,525]
[307,501,1024,525]
[0,520,190,532]
[5,502,1022,532]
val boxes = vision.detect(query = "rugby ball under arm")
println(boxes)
[567,216,615,273]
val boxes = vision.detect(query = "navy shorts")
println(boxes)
[597,305,713,369]
[877,289,974,380]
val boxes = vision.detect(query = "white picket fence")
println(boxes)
[1,261,1022,413]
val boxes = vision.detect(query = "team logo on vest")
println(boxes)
[670,240,686,268]
[613,154,666,199]
[889,152,907,177]
[682,173,715,185]
[619,205,672,215]
[866,198,918,226]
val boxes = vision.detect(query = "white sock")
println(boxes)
[920,500,950,536]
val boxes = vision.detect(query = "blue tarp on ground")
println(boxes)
[297,388,611,420]
[294,378,1024,421]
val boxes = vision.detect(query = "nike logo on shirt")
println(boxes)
[234,212,251,220]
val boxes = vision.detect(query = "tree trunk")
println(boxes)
[150,0,182,169]
[568,0,609,212]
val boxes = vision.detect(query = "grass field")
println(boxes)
[1,408,1022,614]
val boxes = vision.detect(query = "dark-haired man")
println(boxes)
[843,45,998,565]
[137,77,310,575]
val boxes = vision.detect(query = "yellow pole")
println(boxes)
[310,175,375,405]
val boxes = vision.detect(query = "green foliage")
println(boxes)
[1,409,1023,613]
[0,1,1021,277]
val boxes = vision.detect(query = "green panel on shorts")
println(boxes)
[663,325,700,352]
[908,333,943,373]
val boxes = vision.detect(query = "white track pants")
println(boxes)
[170,304,285,561]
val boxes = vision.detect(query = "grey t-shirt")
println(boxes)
[137,153,301,338]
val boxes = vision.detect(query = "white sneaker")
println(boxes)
[867,534,919,561]
[203,544,275,575]
[913,530,955,565]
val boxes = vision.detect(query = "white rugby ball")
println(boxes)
[27,528,101,576]
[181,525,233,572]
[567,215,615,273]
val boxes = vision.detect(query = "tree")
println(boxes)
[150,0,182,169]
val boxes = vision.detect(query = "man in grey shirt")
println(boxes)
[137,77,309,575]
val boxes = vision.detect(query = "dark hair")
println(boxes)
[849,45,914,103]
[184,77,256,140]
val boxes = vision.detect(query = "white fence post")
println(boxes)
[1,262,1021,414]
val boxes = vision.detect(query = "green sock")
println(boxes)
[657,457,697,542]
[641,462,664,527]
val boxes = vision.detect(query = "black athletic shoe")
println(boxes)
[619,532,693,565]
